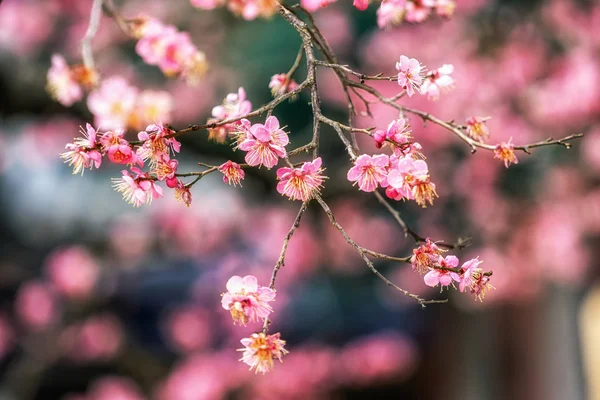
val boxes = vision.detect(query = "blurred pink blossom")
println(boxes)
[45,246,100,300]
[15,281,59,330]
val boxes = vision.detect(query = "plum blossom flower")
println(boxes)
[61,124,103,175]
[130,90,173,130]
[396,55,425,97]
[100,130,143,166]
[459,258,494,301]
[174,180,192,207]
[301,0,337,12]
[466,116,490,142]
[347,154,390,192]
[218,160,245,186]
[377,0,407,29]
[136,123,181,164]
[15,281,58,330]
[410,239,443,274]
[405,0,435,22]
[46,54,83,107]
[221,275,275,325]
[228,0,279,19]
[423,255,461,288]
[386,156,437,206]
[238,116,288,168]
[354,0,370,10]
[154,155,179,188]
[373,118,417,155]
[190,0,227,10]
[276,157,325,201]
[269,74,300,98]
[87,76,138,130]
[46,246,99,299]
[112,168,163,207]
[435,0,456,17]
[208,88,253,142]
[494,138,519,168]
[421,64,455,100]
[238,332,288,374]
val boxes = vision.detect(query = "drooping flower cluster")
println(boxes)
[377,0,456,29]
[132,16,208,84]
[221,276,287,373]
[87,76,173,131]
[191,0,278,20]
[348,118,436,207]
[276,157,325,201]
[269,74,300,99]
[238,116,289,169]
[410,241,494,301]
[46,54,98,107]
[207,88,253,143]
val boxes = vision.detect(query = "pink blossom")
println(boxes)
[46,54,82,106]
[386,156,437,207]
[377,0,408,29]
[112,168,164,207]
[131,90,173,130]
[218,160,245,186]
[269,74,300,98]
[99,130,142,166]
[15,281,58,330]
[190,0,227,10]
[60,124,103,175]
[421,64,455,100]
[354,0,370,10]
[466,116,490,142]
[154,155,179,188]
[86,377,144,400]
[396,55,425,97]
[459,258,494,301]
[494,138,519,168]
[164,307,211,353]
[87,76,138,130]
[405,0,435,22]
[423,255,461,288]
[45,246,99,299]
[301,0,337,12]
[410,239,443,274]
[228,0,279,20]
[212,87,252,121]
[61,314,123,361]
[277,157,325,201]
[174,180,192,207]
[136,123,181,163]
[238,332,288,374]
[347,154,390,192]
[238,116,288,168]
[435,0,456,17]
[221,275,276,325]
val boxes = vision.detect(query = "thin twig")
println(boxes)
[81,0,104,69]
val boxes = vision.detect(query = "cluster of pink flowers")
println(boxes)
[208,88,253,143]
[276,157,325,201]
[411,240,493,301]
[132,16,208,84]
[238,116,289,169]
[86,76,173,131]
[46,54,98,107]
[377,0,456,29]
[269,74,300,99]
[221,275,287,373]
[348,118,437,207]
[191,0,278,20]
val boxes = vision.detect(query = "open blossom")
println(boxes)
[154,155,179,188]
[404,0,435,22]
[435,0,456,17]
[218,160,245,186]
[130,90,173,130]
[208,88,252,142]
[396,55,425,97]
[46,54,83,106]
[494,138,519,168]
[174,180,192,207]
[374,118,416,153]
[421,64,454,100]
[410,239,443,274]
[423,255,461,288]
[238,332,288,374]
[61,124,102,175]
[466,116,490,142]
[238,116,288,168]
[136,123,181,163]
[301,0,337,12]
[377,0,407,29]
[347,154,390,192]
[269,74,300,98]
[221,275,275,325]
[87,76,138,130]
[46,246,99,300]
[459,258,494,301]
[276,157,325,201]
[228,0,279,20]
[112,168,163,207]
[100,130,142,166]
[386,156,437,206]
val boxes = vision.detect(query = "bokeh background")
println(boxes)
[1,0,600,399]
